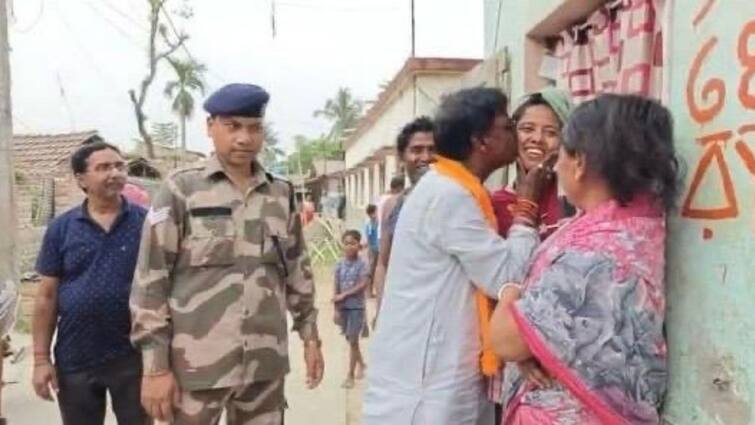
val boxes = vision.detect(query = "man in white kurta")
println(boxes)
[363,169,539,425]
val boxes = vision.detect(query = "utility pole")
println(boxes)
[0,0,17,284]
[410,0,416,57]
[0,0,18,417]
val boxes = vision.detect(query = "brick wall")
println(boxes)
[13,168,83,273]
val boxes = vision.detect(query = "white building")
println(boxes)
[342,57,480,226]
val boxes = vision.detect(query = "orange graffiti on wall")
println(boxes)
[682,132,738,219]
[737,21,755,109]
[682,16,755,231]
[692,0,716,28]
[686,37,725,124]
[736,125,755,175]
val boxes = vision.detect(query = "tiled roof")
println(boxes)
[13,130,98,176]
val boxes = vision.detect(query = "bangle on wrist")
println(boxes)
[497,282,522,300]
[508,197,540,227]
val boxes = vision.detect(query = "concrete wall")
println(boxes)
[484,0,564,98]
[344,86,413,170]
[663,2,755,423]
[345,72,470,227]
[345,73,467,169]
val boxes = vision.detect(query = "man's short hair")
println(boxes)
[396,116,434,156]
[366,204,377,215]
[71,142,122,175]
[342,229,362,242]
[81,134,105,145]
[434,88,508,161]
[389,175,405,191]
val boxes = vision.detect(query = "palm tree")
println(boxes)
[313,87,364,143]
[164,58,206,151]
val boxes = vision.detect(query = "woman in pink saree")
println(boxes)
[490,94,681,424]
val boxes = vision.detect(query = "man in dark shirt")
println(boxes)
[372,117,435,325]
[31,141,149,425]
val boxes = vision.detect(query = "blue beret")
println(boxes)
[203,83,270,117]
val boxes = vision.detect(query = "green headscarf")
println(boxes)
[515,86,574,126]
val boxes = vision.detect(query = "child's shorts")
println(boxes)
[339,308,365,341]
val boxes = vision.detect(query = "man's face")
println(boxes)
[402,131,435,183]
[76,149,127,200]
[207,115,264,168]
[481,113,517,169]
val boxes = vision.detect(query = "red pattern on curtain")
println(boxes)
[556,0,665,103]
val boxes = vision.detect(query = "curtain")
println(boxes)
[556,0,665,103]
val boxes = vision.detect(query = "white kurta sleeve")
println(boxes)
[423,187,539,299]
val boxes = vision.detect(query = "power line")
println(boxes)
[160,6,227,84]
[99,0,147,32]
[52,3,118,89]
[83,1,144,49]
[161,8,194,62]
[56,72,77,131]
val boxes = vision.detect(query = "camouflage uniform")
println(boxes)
[130,155,318,424]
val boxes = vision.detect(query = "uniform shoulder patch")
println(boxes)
[147,206,171,225]
[168,163,205,179]
[266,171,290,184]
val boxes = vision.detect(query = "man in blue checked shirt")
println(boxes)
[30,141,149,425]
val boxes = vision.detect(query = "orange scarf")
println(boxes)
[432,155,500,377]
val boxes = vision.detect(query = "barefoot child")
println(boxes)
[333,230,368,389]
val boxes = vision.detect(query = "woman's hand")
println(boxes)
[517,153,558,203]
[517,359,553,389]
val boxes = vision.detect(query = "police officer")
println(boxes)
[130,83,324,424]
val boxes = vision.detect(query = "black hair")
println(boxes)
[511,93,563,128]
[396,116,434,156]
[366,204,377,215]
[81,134,106,145]
[70,141,122,174]
[389,175,405,191]
[434,87,509,161]
[342,229,361,243]
[563,94,681,210]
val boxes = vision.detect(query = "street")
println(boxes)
[1,265,368,424]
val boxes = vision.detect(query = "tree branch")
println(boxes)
[129,0,190,159]
[156,34,188,64]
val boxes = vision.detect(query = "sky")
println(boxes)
[8,0,483,155]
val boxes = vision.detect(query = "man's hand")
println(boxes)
[517,153,558,203]
[331,294,345,303]
[141,372,180,422]
[303,340,324,389]
[32,362,58,401]
[517,359,553,389]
